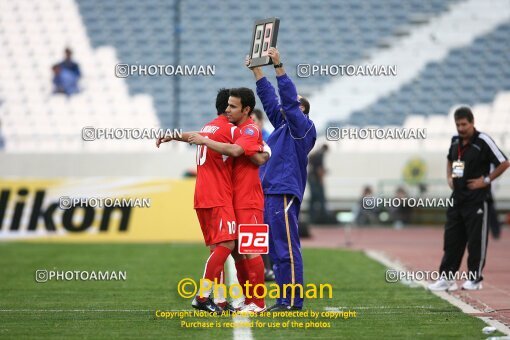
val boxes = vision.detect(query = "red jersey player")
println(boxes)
[157,88,269,313]
[189,87,269,313]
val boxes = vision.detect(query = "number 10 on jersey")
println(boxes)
[196,136,210,165]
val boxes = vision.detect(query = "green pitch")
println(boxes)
[0,243,501,339]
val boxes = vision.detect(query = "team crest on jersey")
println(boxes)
[244,127,255,136]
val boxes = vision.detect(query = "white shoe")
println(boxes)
[428,279,458,291]
[462,280,482,290]
[231,300,246,311]
[239,302,266,314]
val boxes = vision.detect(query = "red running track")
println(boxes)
[301,226,510,327]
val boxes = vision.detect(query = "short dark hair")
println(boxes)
[251,108,264,121]
[362,185,373,195]
[299,97,310,115]
[216,88,230,114]
[454,106,474,123]
[229,87,255,114]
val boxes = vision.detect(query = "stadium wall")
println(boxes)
[1,151,508,242]
[0,152,444,179]
[1,152,508,200]
[0,177,202,242]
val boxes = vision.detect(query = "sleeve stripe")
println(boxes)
[479,133,507,163]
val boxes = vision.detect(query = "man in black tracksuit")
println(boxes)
[428,107,509,291]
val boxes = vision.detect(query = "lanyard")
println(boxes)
[457,142,469,161]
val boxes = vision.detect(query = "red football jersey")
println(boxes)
[232,118,264,210]
[194,115,238,208]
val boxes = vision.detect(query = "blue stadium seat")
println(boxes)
[76,0,462,130]
[347,21,510,125]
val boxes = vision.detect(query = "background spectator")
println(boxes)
[354,185,379,226]
[390,187,413,229]
[60,48,81,77]
[308,144,329,224]
[52,48,80,96]
[250,109,270,142]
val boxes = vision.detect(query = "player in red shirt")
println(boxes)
[189,88,269,313]
[157,88,269,313]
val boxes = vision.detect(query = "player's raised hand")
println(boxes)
[156,136,172,148]
[246,54,264,80]
[188,133,207,145]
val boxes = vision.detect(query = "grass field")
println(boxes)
[0,243,501,339]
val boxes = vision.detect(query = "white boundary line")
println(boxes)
[226,257,253,340]
[365,250,510,335]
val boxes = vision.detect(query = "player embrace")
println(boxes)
[157,88,270,313]
[189,87,269,313]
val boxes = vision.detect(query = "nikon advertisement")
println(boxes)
[0,178,202,242]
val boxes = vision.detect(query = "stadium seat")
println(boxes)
[347,21,510,135]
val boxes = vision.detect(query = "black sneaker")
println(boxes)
[267,303,285,311]
[191,296,222,314]
[216,301,236,313]
[265,269,275,281]
[269,304,302,312]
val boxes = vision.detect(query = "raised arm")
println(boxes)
[246,55,284,128]
[268,48,312,137]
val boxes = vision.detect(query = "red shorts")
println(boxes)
[235,208,264,225]
[195,206,237,246]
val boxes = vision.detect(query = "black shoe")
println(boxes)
[267,303,289,312]
[265,269,275,281]
[191,296,222,314]
[269,304,302,312]
[216,301,236,313]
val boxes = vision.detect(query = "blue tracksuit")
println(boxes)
[256,74,316,308]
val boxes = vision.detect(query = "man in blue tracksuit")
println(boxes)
[246,47,316,311]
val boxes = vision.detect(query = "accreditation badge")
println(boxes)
[452,160,465,178]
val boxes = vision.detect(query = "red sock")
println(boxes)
[199,246,231,300]
[235,258,251,304]
[247,256,265,308]
[210,249,226,304]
